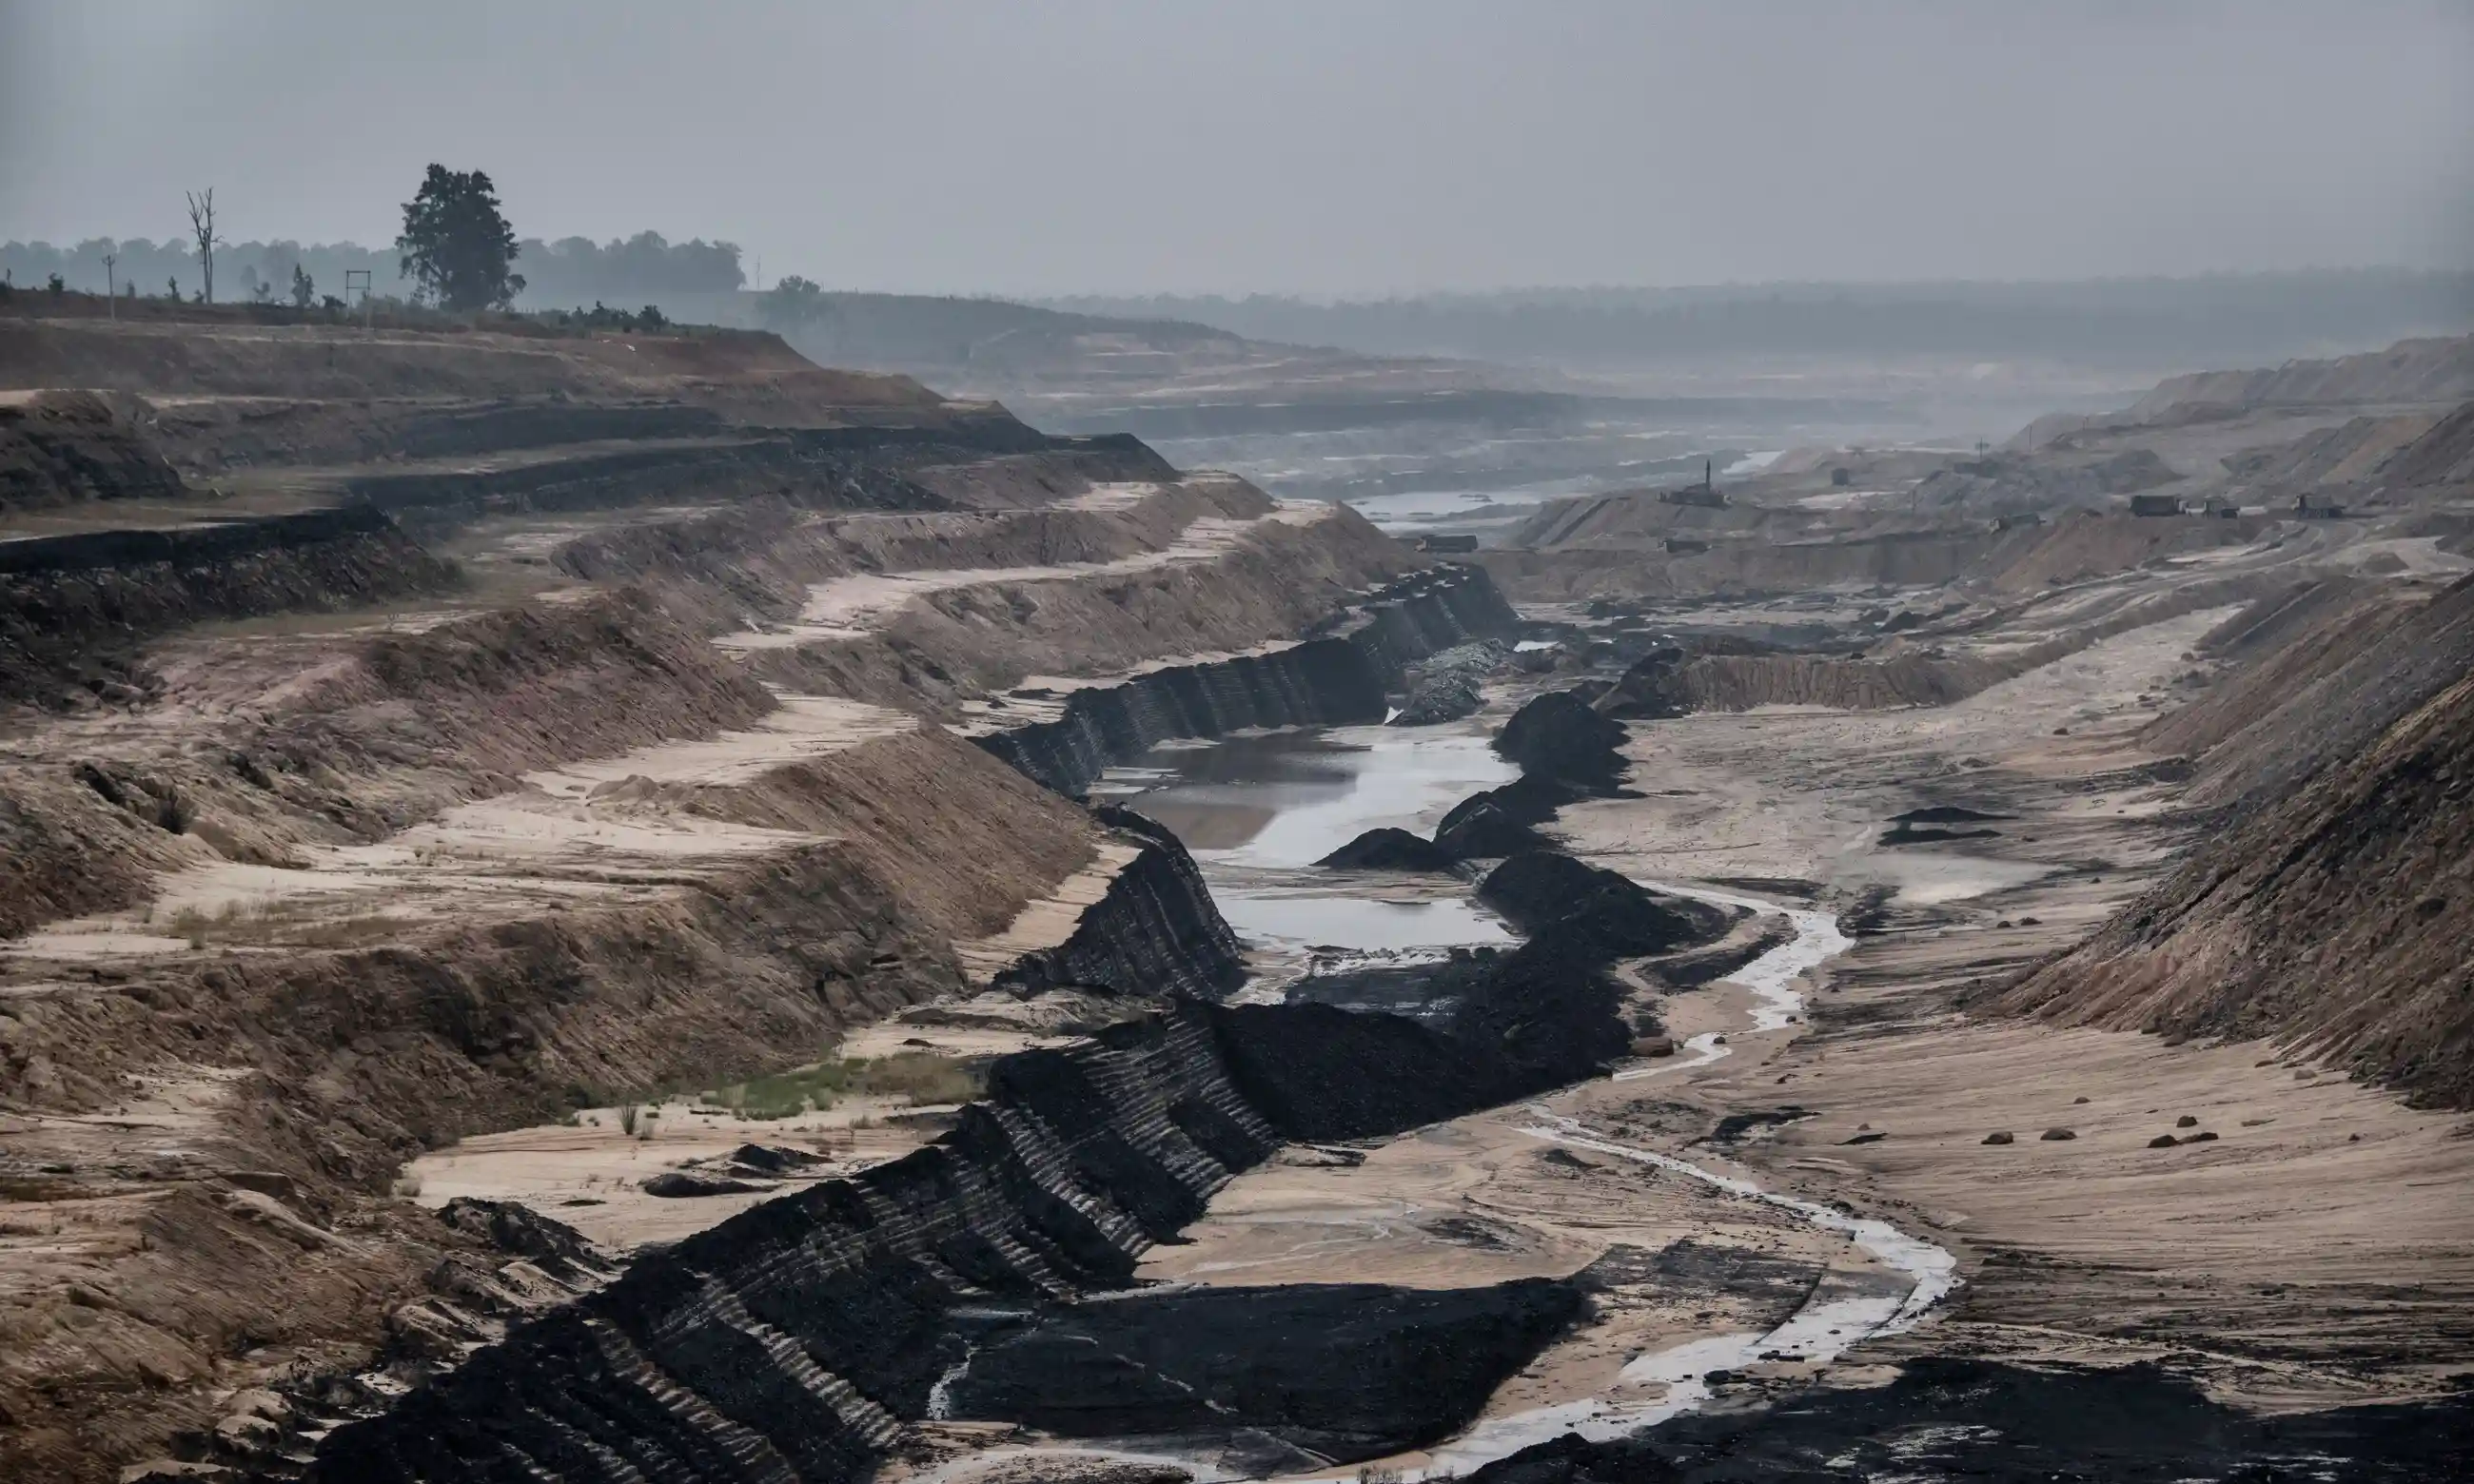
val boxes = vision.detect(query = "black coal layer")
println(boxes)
[994,807,1247,1001]
[303,942,1623,1482]
[977,565,1520,797]
[939,1279,1582,1457]
[1461,1357,2474,1484]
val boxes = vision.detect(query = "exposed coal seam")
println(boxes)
[284,632,1740,1481]
[993,806,1248,1003]
[976,564,1522,797]
[1,504,461,706]
[1462,1357,2474,1483]
[297,970,1625,1481]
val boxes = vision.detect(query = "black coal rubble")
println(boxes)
[937,1279,1580,1460]
[1493,690,1632,792]
[1479,851,1739,961]
[1389,639,1507,727]
[1458,1358,2474,1483]
[1208,939,1632,1142]
[994,806,1247,1001]
[1318,826,1462,872]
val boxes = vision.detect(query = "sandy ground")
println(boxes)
[2,697,928,961]
[404,1093,955,1251]
[396,832,1166,1253]
[716,501,1336,651]
[1538,598,2474,1406]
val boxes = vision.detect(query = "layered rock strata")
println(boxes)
[977,563,1520,796]
[298,981,1600,1481]
[992,808,1247,1001]
[1,503,459,705]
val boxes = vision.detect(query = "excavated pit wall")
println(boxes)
[993,807,1248,1002]
[0,503,459,706]
[299,939,1620,1483]
[977,563,1522,796]
[0,388,189,513]
[304,1003,1284,1482]
[357,429,1174,538]
[282,797,1639,1482]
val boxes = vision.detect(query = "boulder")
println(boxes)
[436,1198,610,1284]
[1982,1131,2014,1145]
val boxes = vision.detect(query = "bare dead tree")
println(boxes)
[185,188,220,304]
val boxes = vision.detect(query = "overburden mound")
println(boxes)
[1995,574,2474,1107]
[1480,850,1738,961]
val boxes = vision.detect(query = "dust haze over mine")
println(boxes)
[2,4,2472,1482]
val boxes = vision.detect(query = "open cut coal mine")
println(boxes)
[293,919,1652,1480]
[10,296,2473,1484]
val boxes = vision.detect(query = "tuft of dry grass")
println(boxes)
[164,899,423,949]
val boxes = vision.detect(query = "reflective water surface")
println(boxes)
[1096,724,1520,951]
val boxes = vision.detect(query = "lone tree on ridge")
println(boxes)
[397,164,525,311]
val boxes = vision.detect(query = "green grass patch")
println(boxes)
[703,1052,981,1121]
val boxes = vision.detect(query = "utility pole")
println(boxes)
[345,268,373,337]
[103,252,118,320]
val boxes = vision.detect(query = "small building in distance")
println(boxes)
[1412,533,1480,554]
[2129,494,2186,517]
[2294,493,2347,519]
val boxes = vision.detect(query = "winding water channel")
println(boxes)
[947,716,1956,1482]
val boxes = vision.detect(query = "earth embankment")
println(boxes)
[1994,575,2474,1106]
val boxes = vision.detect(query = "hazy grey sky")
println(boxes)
[4,1,2468,295]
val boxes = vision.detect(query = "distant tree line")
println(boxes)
[3,230,742,311]
[1044,270,2474,368]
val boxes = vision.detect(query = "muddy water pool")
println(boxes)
[1093,723,1520,955]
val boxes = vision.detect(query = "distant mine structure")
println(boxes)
[1659,459,1729,508]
